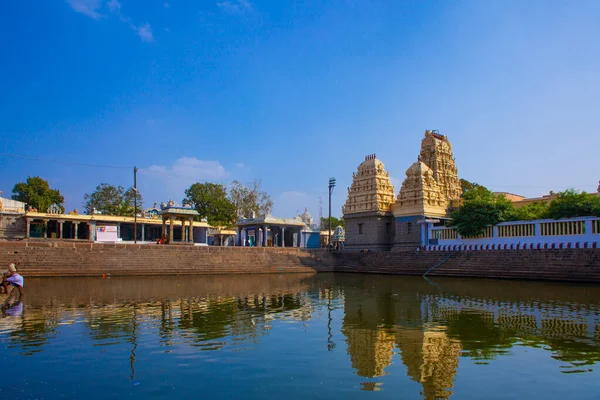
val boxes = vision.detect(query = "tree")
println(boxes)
[545,189,600,219]
[12,176,64,212]
[450,187,514,237]
[510,201,548,221]
[320,216,345,230]
[83,183,143,216]
[123,188,143,215]
[183,182,237,226]
[229,179,273,218]
[460,179,487,197]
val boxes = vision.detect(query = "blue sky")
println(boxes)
[1,0,599,218]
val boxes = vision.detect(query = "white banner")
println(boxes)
[96,225,118,242]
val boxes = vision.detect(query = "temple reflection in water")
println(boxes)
[341,282,461,398]
[1,274,600,398]
[340,275,600,398]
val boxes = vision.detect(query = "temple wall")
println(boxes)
[427,217,600,249]
[344,212,395,251]
[0,213,26,240]
[392,216,422,252]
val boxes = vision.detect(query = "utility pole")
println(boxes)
[328,177,336,248]
[134,166,138,244]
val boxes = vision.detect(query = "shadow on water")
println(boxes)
[1,273,599,399]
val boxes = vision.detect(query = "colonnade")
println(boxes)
[26,219,90,240]
[161,216,196,243]
[24,217,206,244]
[237,225,305,247]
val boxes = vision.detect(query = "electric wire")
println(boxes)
[1,151,597,191]
[0,152,131,170]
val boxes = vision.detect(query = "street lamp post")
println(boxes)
[133,167,138,244]
[328,177,336,248]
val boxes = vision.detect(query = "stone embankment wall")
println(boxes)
[1,240,599,283]
[333,249,600,283]
[0,241,334,277]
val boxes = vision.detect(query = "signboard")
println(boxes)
[96,225,118,242]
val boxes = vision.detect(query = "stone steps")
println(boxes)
[1,241,599,282]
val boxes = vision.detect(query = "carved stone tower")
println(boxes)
[394,161,447,218]
[343,154,395,215]
[343,154,396,251]
[393,130,462,251]
[419,130,462,201]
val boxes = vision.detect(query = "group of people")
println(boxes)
[1,263,24,298]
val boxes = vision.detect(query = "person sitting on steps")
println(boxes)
[1,263,24,298]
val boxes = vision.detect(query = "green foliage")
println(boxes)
[460,179,487,196]
[320,216,345,230]
[451,200,505,237]
[545,189,600,219]
[12,176,64,212]
[83,183,143,216]
[450,187,513,237]
[183,182,237,226]
[451,187,600,237]
[509,201,548,221]
[229,179,273,218]
[462,185,495,202]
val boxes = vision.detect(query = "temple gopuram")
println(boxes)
[343,130,462,251]
[342,154,396,251]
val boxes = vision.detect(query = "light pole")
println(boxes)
[328,177,336,248]
[133,167,138,244]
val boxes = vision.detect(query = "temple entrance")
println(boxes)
[144,225,161,242]
[62,221,74,239]
[77,222,89,240]
[283,228,295,247]
[29,220,44,238]
[47,220,59,239]
[120,223,135,241]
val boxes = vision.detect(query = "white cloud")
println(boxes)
[147,157,228,182]
[107,0,121,13]
[135,23,154,42]
[235,163,245,169]
[217,0,252,15]
[67,0,153,43]
[140,157,229,204]
[67,0,103,19]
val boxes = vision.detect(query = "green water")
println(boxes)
[1,274,599,399]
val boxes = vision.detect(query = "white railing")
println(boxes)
[432,227,458,241]
[428,216,600,248]
[539,220,585,236]
[498,223,535,237]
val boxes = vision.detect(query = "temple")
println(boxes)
[342,154,396,250]
[0,197,212,245]
[235,209,322,248]
[158,201,200,244]
[393,131,462,251]
[343,130,462,251]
